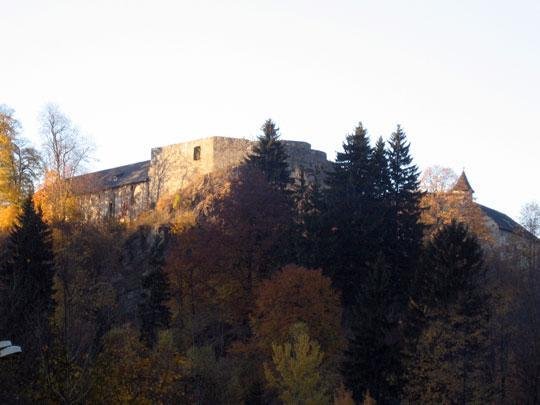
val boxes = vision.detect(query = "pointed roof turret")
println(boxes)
[451,170,474,194]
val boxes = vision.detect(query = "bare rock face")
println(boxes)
[76,136,331,222]
[116,224,171,324]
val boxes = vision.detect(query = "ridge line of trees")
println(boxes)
[0,110,538,403]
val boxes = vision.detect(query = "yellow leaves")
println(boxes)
[0,131,21,230]
[34,170,82,223]
[91,326,188,404]
[0,133,17,199]
[264,323,329,405]
[170,211,197,234]
[420,192,493,244]
[0,204,19,230]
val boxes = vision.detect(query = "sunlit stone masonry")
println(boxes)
[72,136,331,221]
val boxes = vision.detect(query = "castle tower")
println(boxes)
[451,170,474,198]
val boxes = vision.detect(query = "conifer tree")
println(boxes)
[405,221,492,403]
[344,256,402,404]
[0,197,55,340]
[291,169,327,268]
[324,123,379,304]
[385,125,423,301]
[327,122,373,200]
[246,119,290,190]
[368,136,392,256]
[138,233,171,348]
[0,196,55,401]
[371,136,390,201]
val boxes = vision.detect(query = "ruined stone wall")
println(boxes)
[151,136,331,201]
[212,136,252,172]
[78,136,331,221]
[148,137,217,202]
[79,181,149,222]
[200,137,331,186]
[484,216,505,246]
[282,140,332,184]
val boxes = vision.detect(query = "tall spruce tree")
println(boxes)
[0,196,55,402]
[340,126,422,402]
[368,136,392,254]
[405,221,492,403]
[327,122,374,200]
[138,233,171,348]
[324,123,379,304]
[246,119,290,190]
[371,136,391,201]
[385,125,423,301]
[291,168,327,269]
[344,256,403,404]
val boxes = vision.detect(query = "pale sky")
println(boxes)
[1,0,539,220]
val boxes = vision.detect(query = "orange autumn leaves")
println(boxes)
[250,265,344,361]
[0,121,21,229]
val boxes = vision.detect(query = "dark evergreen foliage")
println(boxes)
[0,197,54,341]
[385,125,424,302]
[291,168,327,269]
[417,220,484,307]
[138,233,171,348]
[371,136,391,201]
[405,221,493,403]
[0,197,55,402]
[344,257,403,404]
[323,123,382,304]
[324,124,424,401]
[327,122,374,200]
[246,119,290,190]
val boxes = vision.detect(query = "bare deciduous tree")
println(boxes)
[420,165,458,193]
[13,139,42,196]
[520,201,540,238]
[40,103,93,179]
[36,104,94,222]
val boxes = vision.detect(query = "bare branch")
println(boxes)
[520,201,540,237]
[40,103,94,179]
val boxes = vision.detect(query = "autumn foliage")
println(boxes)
[90,326,188,404]
[251,265,344,361]
[33,170,81,223]
[0,112,538,403]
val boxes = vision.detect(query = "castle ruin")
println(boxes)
[72,137,536,249]
[73,136,331,221]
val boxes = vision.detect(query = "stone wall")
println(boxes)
[150,136,331,202]
[79,181,149,222]
[282,140,332,184]
[77,136,331,221]
[148,137,217,202]
[212,136,253,172]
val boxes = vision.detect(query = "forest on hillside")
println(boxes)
[0,105,539,404]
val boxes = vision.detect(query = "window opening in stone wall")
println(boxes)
[193,146,201,161]
[130,185,135,206]
[108,200,115,218]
